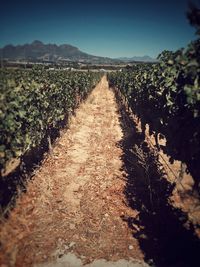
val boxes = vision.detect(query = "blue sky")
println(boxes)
[0,0,199,58]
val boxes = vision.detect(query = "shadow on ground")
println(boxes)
[115,91,200,267]
[0,114,70,216]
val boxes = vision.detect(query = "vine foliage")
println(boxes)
[108,7,200,189]
[0,68,101,174]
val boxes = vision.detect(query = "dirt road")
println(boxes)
[0,77,148,267]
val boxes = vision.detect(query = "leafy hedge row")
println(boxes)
[108,38,200,189]
[0,68,102,173]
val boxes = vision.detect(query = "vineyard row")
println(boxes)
[108,37,200,190]
[0,68,102,175]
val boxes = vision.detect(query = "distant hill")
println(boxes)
[0,40,158,64]
[116,55,157,62]
[0,40,116,64]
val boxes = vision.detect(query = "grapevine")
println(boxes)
[0,68,102,174]
[108,37,200,190]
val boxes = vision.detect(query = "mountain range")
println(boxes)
[0,40,156,63]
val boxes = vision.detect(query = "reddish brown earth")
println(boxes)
[0,77,147,267]
[0,77,199,267]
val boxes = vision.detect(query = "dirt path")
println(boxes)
[0,77,148,267]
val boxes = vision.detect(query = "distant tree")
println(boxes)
[187,3,200,35]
